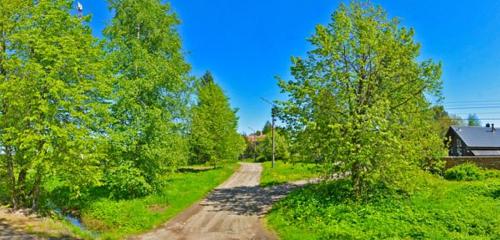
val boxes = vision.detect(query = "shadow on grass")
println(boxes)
[260,180,286,188]
[177,166,215,173]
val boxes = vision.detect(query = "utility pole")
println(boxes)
[261,97,276,168]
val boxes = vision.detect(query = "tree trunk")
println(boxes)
[5,147,17,209]
[351,161,362,199]
[17,168,27,207]
[31,169,42,211]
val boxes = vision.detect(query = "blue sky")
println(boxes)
[81,0,500,132]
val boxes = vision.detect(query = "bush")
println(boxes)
[104,163,153,200]
[445,163,484,181]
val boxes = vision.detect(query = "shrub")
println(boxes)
[104,163,153,199]
[445,163,484,181]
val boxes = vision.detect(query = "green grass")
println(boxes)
[266,170,500,240]
[260,161,321,187]
[80,162,238,239]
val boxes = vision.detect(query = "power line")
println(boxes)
[445,106,500,110]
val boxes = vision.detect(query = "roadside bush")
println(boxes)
[104,163,153,200]
[445,163,484,181]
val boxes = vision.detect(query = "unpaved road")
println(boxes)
[135,163,311,240]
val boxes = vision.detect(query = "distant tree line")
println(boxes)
[0,0,244,211]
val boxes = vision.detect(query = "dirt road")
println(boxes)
[135,163,308,240]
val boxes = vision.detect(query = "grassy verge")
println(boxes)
[81,162,239,239]
[260,161,321,187]
[266,170,500,239]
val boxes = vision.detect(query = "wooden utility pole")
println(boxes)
[271,107,276,168]
[261,97,276,168]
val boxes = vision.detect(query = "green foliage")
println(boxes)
[103,0,193,198]
[260,161,320,187]
[432,105,465,136]
[0,0,108,210]
[258,132,290,162]
[277,1,444,198]
[104,163,153,199]
[262,121,273,135]
[267,171,500,239]
[445,163,485,181]
[81,163,238,239]
[189,72,245,167]
[468,113,481,127]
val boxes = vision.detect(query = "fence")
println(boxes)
[444,156,500,170]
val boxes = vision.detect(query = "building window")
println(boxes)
[456,138,462,156]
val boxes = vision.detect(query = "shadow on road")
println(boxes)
[202,183,303,216]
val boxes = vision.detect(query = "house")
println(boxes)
[446,124,500,156]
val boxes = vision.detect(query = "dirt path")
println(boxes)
[135,163,310,240]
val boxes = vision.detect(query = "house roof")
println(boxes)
[450,126,500,148]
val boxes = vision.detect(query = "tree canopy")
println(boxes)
[0,0,108,209]
[467,113,481,127]
[278,1,444,198]
[189,72,245,167]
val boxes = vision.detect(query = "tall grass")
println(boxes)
[267,169,500,239]
[81,162,238,239]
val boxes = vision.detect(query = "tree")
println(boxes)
[467,113,481,127]
[432,105,465,136]
[190,72,245,167]
[103,0,193,197]
[278,2,443,198]
[258,131,290,162]
[0,0,108,209]
[262,121,273,134]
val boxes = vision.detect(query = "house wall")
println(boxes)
[444,156,500,170]
[447,131,471,156]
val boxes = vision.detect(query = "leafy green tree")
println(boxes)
[278,2,443,198]
[258,132,290,162]
[262,121,272,135]
[104,0,193,197]
[432,105,464,136]
[190,72,245,167]
[467,113,481,127]
[0,0,108,209]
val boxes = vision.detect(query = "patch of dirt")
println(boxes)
[0,207,76,240]
[132,163,315,240]
[147,204,168,213]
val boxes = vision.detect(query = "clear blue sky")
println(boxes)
[81,0,500,132]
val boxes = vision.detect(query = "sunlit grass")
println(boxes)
[81,162,239,239]
[260,161,321,187]
[266,170,500,239]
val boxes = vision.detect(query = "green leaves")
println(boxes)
[278,1,444,198]
[103,0,193,197]
[0,0,110,209]
[189,72,245,167]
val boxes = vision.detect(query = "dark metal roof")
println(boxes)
[450,126,500,148]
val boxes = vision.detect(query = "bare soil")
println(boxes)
[133,163,313,240]
[0,207,75,240]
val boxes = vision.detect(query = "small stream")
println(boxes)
[55,209,99,238]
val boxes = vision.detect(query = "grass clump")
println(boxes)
[266,170,500,240]
[260,161,320,187]
[80,162,238,239]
